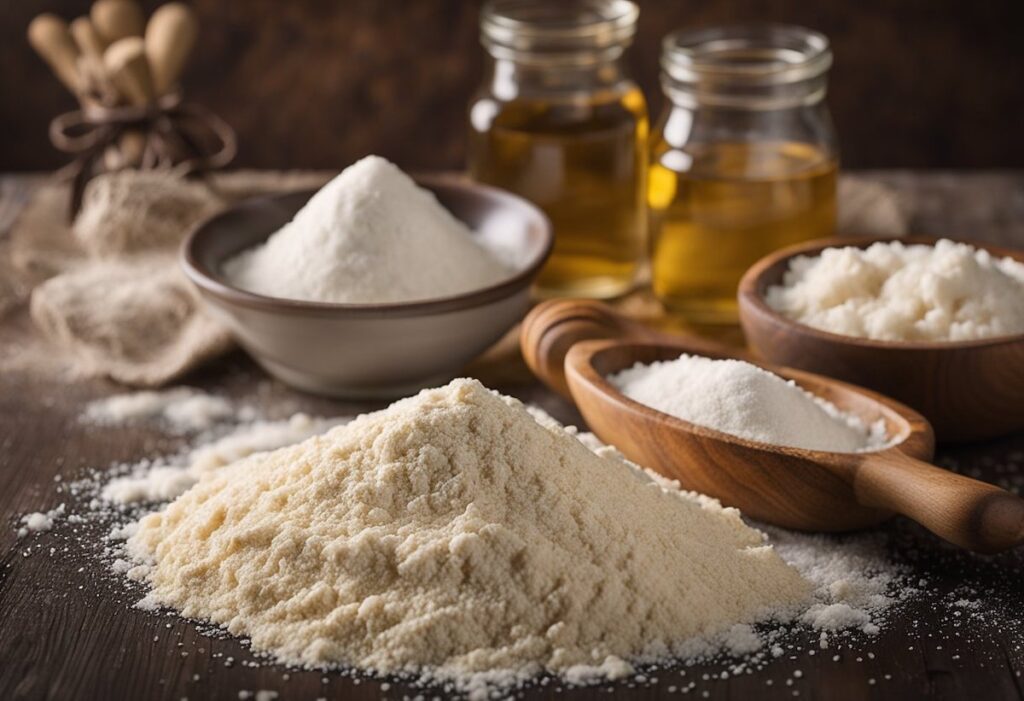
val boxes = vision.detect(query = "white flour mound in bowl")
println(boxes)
[764,239,1024,342]
[223,156,511,304]
[125,379,810,694]
[609,354,888,453]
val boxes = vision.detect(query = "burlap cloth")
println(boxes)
[0,170,331,385]
[0,172,907,388]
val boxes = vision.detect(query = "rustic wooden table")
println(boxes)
[1,172,1023,701]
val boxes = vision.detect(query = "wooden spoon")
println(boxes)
[145,2,199,96]
[103,37,154,168]
[521,299,1024,553]
[70,17,118,103]
[90,0,145,45]
[70,17,108,68]
[103,36,154,105]
[27,14,83,96]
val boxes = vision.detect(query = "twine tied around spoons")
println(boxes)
[49,91,236,217]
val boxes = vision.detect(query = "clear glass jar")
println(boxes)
[468,0,648,299]
[648,25,838,324]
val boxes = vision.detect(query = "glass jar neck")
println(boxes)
[480,0,638,68]
[661,24,831,111]
[656,99,837,153]
[486,55,629,100]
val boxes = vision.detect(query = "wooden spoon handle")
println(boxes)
[70,17,107,65]
[28,14,83,96]
[91,0,145,45]
[145,2,199,96]
[104,37,154,105]
[855,450,1024,553]
[521,300,665,397]
[70,17,118,103]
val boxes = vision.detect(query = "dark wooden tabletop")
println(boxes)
[2,172,1023,701]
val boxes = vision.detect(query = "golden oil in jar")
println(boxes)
[649,141,837,322]
[651,25,839,323]
[469,0,647,299]
[469,88,648,299]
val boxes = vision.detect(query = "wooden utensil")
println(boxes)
[521,299,1024,553]
[103,36,154,105]
[738,236,1024,442]
[27,14,83,96]
[90,0,145,45]
[103,36,153,167]
[70,17,117,103]
[145,2,199,96]
[70,17,107,64]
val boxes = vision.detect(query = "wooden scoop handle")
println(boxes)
[521,300,668,397]
[856,450,1024,553]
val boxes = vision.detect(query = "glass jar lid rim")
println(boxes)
[662,24,831,82]
[481,0,638,47]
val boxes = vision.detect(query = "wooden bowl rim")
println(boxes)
[180,173,554,318]
[738,234,1024,351]
[568,338,935,462]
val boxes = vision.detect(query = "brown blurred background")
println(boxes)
[2,0,1022,172]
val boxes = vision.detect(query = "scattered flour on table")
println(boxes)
[83,387,243,433]
[123,379,811,695]
[765,238,1024,342]
[237,691,277,701]
[223,156,511,304]
[609,354,888,453]
[16,504,65,538]
[102,413,347,505]
[764,527,902,636]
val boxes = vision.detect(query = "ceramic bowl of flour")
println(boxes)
[738,236,1024,442]
[182,174,552,399]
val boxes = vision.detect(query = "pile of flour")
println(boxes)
[12,381,923,697]
[609,354,888,453]
[123,379,811,693]
[224,156,510,304]
[765,239,1024,342]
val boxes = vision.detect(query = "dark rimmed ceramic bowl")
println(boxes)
[182,174,552,399]
[738,236,1024,442]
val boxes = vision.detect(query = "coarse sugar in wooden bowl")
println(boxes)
[738,236,1024,443]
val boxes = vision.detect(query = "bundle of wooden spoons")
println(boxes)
[28,1,235,217]
[29,0,199,168]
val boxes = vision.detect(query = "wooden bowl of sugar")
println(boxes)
[739,236,1024,442]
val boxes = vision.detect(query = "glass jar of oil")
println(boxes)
[469,0,647,299]
[649,25,838,324]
